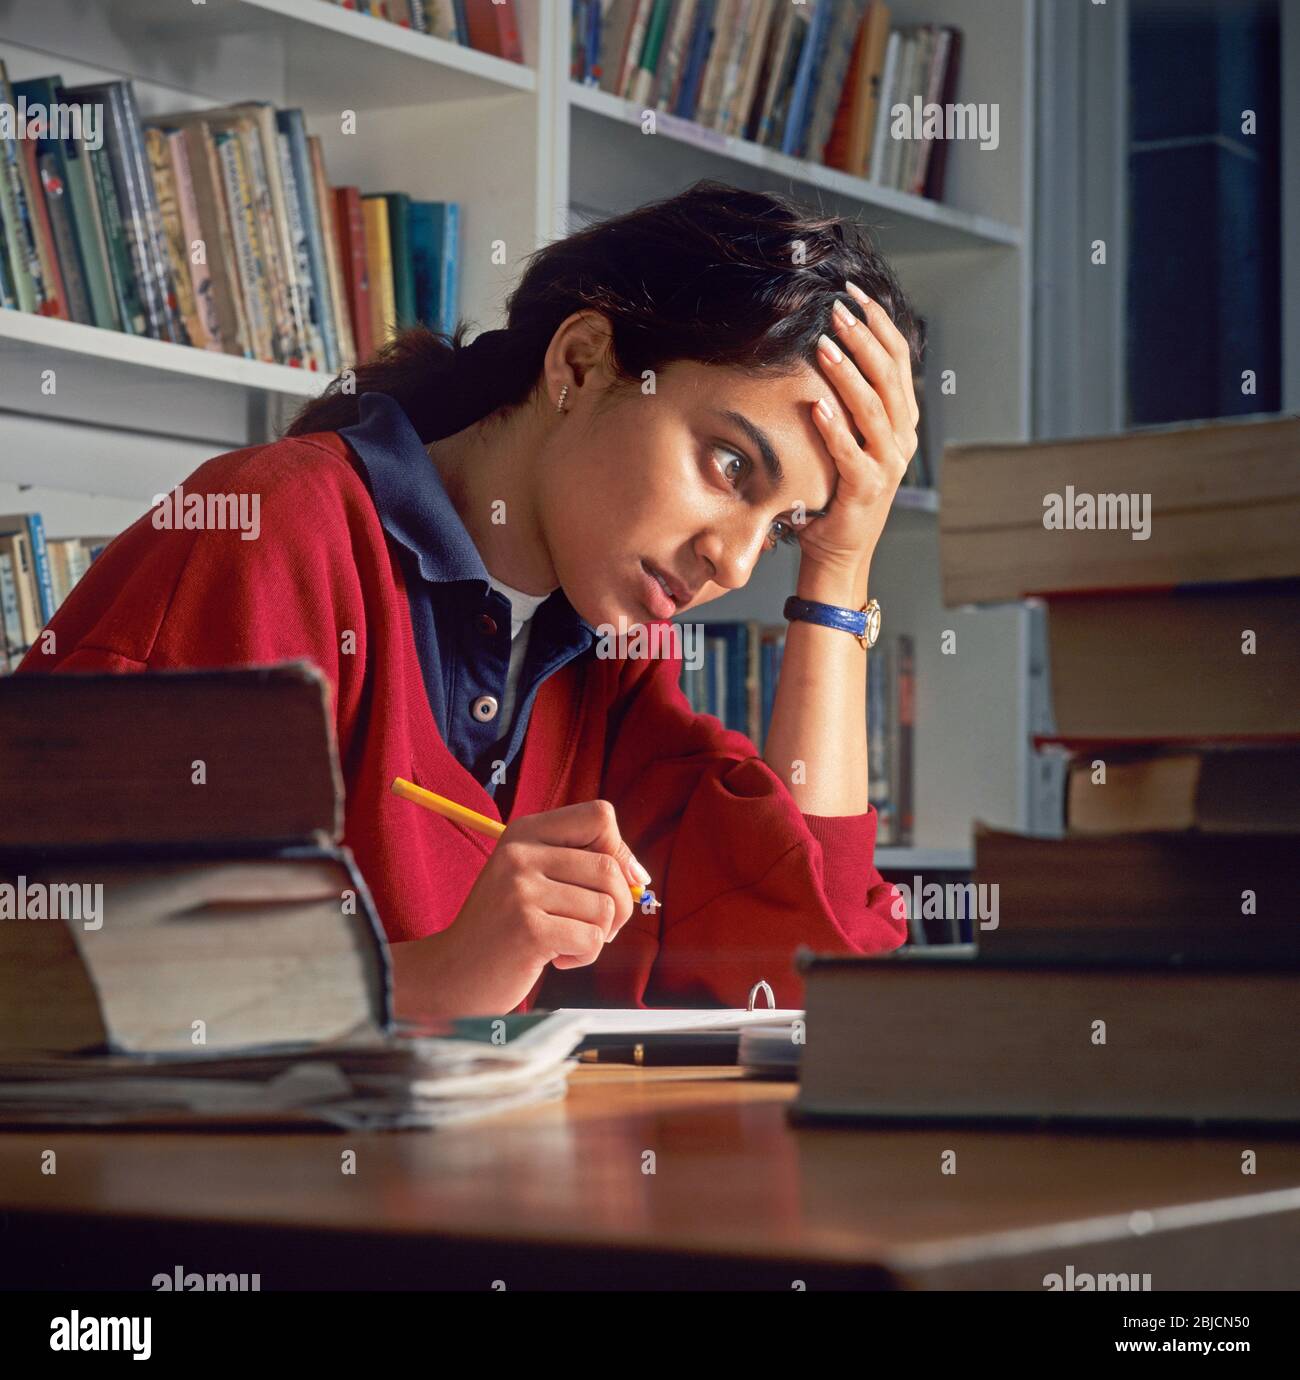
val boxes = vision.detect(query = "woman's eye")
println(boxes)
[714,446,749,486]
[766,519,800,550]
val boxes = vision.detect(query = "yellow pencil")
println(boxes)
[391,777,660,910]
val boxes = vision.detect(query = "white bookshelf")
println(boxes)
[0,0,1035,854]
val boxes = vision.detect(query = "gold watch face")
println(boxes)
[864,599,882,648]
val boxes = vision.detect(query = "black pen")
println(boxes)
[577,1032,742,1066]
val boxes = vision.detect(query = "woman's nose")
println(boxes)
[696,522,769,593]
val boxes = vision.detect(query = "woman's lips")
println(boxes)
[639,560,678,619]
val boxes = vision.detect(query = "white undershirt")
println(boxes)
[485,574,552,732]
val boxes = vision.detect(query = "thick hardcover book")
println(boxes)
[1040,582,1300,741]
[793,946,1300,1128]
[973,825,1300,963]
[0,662,392,1058]
[0,662,343,849]
[939,415,1300,605]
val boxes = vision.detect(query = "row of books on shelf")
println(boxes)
[0,512,102,669]
[678,619,914,845]
[0,63,460,371]
[574,1,963,201]
[322,0,525,60]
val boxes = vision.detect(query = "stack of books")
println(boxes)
[0,64,461,369]
[0,511,106,672]
[572,1,964,201]
[324,0,525,60]
[790,414,1300,1129]
[938,413,1300,964]
[0,664,576,1129]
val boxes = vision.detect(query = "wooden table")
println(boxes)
[3,1066,1299,1289]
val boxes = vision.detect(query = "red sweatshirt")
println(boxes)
[18,425,906,1009]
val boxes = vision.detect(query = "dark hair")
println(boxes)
[285,178,923,442]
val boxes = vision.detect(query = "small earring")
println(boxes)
[556,385,569,414]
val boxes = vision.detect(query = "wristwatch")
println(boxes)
[783,595,881,650]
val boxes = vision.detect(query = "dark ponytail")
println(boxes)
[285,178,923,443]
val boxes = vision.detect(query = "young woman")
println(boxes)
[22,180,922,1018]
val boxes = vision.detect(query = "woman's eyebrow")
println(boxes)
[714,408,831,518]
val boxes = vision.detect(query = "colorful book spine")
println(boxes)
[438,202,459,336]
[383,192,414,328]
[333,185,372,365]
[12,78,92,324]
[408,200,439,328]
[214,129,273,360]
[306,136,352,369]
[238,120,295,364]
[275,128,327,369]
[0,550,22,669]
[0,61,42,313]
[0,514,55,625]
[37,146,93,322]
[56,81,122,331]
[277,111,337,371]
[82,129,147,335]
[166,128,221,350]
[18,137,67,317]
[361,194,395,348]
[68,82,181,341]
[143,126,203,348]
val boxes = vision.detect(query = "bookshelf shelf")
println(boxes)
[893,487,940,514]
[9,0,535,113]
[875,847,972,871]
[0,313,322,444]
[569,83,1022,255]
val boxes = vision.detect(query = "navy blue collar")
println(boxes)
[339,391,598,639]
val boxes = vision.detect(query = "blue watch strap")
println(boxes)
[783,595,867,639]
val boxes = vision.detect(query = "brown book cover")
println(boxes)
[1040,583,1300,741]
[0,662,342,851]
[939,415,1300,605]
[334,185,373,366]
[974,824,1299,961]
[825,2,892,176]
[794,946,1300,1127]
[1061,745,1300,835]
